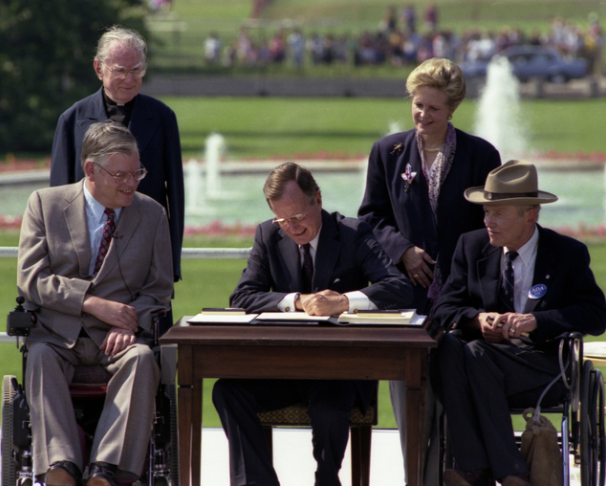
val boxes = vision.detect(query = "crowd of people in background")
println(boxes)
[203,5,603,74]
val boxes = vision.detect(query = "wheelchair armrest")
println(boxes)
[152,309,168,347]
[7,296,37,337]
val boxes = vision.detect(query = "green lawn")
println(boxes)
[163,96,606,159]
[2,231,606,428]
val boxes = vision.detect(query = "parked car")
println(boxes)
[461,45,589,83]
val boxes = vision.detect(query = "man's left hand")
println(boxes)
[500,313,538,340]
[300,289,349,316]
[100,327,136,356]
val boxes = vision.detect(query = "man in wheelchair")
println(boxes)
[430,161,606,486]
[16,122,174,486]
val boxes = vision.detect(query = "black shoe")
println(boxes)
[85,462,117,486]
[46,461,81,486]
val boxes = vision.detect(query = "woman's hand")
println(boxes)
[401,246,435,288]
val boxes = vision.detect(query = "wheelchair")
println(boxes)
[438,331,606,486]
[1,297,179,486]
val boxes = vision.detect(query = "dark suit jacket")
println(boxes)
[230,210,413,411]
[50,88,184,281]
[230,210,412,313]
[358,128,500,313]
[433,226,606,352]
[17,183,174,349]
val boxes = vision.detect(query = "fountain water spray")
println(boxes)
[205,133,226,199]
[185,159,207,216]
[473,56,528,161]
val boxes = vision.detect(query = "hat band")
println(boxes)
[484,190,539,201]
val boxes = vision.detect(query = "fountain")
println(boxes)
[473,56,528,161]
[205,132,225,199]
[185,158,207,216]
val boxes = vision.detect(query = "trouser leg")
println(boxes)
[212,379,291,486]
[92,342,160,477]
[422,381,441,486]
[389,380,409,485]
[464,339,565,480]
[429,333,490,472]
[25,342,80,476]
[306,380,357,486]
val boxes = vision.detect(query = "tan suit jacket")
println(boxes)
[18,182,174,348]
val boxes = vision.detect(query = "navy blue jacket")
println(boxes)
[230,209,413,410]
[50,88,184,281]
[231,210,412,313]
[434,226,606,351]
[358,128,500,313]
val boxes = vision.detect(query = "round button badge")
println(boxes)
[528,284,547,300]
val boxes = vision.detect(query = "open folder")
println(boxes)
[337,310,425,326]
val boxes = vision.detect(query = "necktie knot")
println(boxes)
[506,250,519,263]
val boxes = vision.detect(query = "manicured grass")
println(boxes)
[161,95,606,159]
[2,231,606,428]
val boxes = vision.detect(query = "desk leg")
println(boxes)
[178,345,193,486]
[191,377,203,486]
[405,348,427,486]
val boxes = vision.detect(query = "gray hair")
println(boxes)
[263,162,320,207]
[81,121,139,169]
[517,204,541,221]
[95,25,147,63]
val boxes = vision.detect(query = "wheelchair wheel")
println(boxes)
[2,375,18,486]
[150,383,179,486]
[594,370,605,486]
[580,361,605,486]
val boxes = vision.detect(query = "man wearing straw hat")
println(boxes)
[430,160,606,486]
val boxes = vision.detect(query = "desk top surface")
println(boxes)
[160,316,437,348]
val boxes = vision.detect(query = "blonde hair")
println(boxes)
[406,58,466,110]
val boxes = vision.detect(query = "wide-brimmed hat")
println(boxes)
[464,160,558,206]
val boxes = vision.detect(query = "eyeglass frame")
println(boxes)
[99,60,147,80]
[271,212,307,226]
[94,162,148,184]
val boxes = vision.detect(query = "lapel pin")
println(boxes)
[528,283,548,300]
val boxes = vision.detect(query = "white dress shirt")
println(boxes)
[502,225,539,314]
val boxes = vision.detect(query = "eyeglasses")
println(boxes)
[100,60,147,80]
[272,213,307,226]
[94,163,148,184]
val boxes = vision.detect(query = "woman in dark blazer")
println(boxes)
[357,57,501,483]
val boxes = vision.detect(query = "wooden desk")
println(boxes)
[160,317,436,486]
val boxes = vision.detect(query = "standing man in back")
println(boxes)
[50,25,184,333]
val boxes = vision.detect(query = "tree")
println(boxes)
[0,0,148,153]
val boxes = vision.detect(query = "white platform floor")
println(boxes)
[201,427,405,485]
[1,427,583,485]
[199,427,583,486]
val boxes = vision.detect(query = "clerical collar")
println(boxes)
[102,90,135,126]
